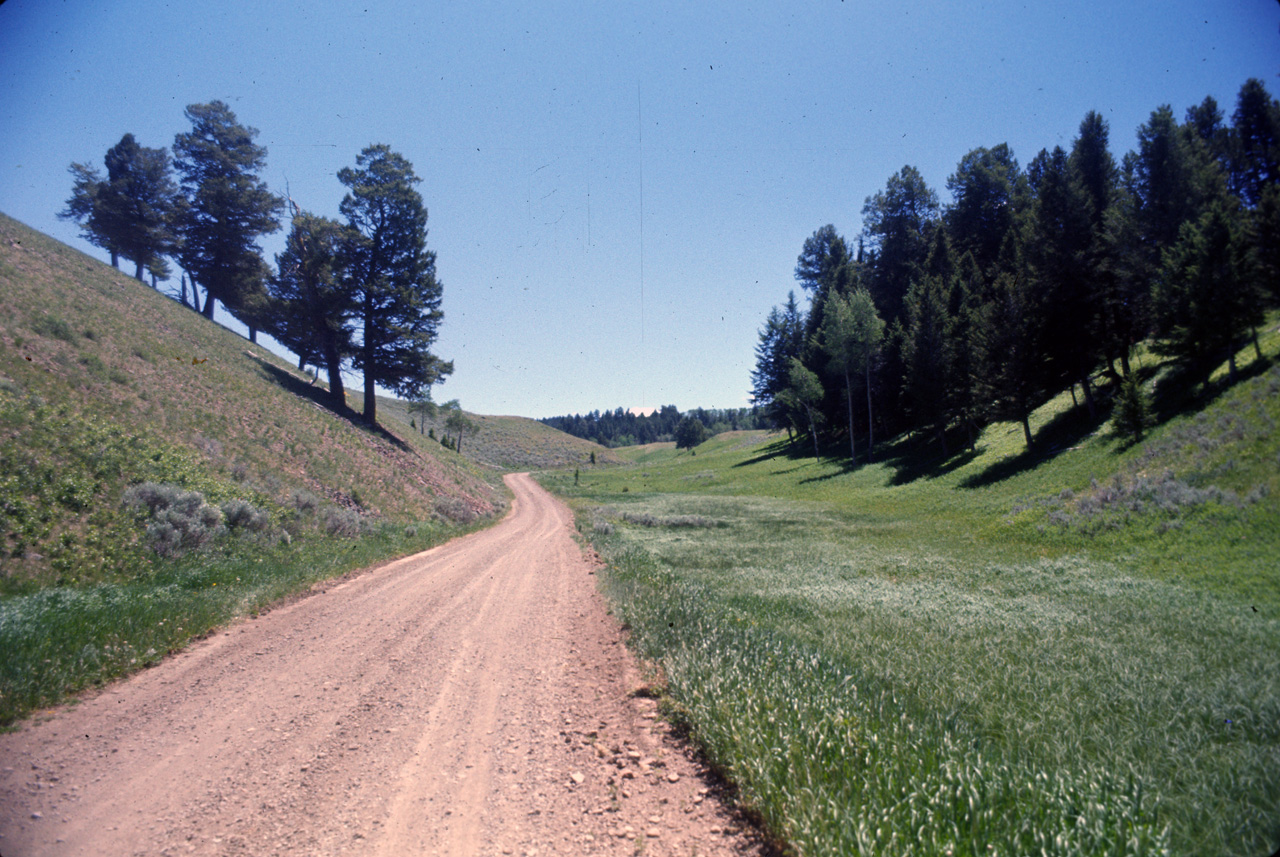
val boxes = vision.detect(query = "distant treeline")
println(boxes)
[542,405,765,448]
[752,77,1280,461]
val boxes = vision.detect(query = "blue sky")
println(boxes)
[1,1,1277,418]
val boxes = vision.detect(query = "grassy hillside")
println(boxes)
[540,331,1280,856]
[0,212,514,722]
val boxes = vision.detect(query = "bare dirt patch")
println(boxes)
[0,473,767,857]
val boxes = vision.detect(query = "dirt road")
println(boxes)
[0,474,763,857]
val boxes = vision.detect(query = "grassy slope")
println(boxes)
[0,212,501,569]
[540,333,1280,856]
[0,212,515,722]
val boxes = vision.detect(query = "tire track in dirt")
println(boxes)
[0,474,767,857]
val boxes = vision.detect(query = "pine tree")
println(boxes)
[173,101,282,322]
[267,210,354,409]
[59,134,180,280]
[1154,198,1264,384]
[860,166,939,327]
[750,291,805,430]
[975,268,1047,450]
[900,274,953,451]
[944,144,1028,279]
[339,145,453,425]
[1026,146,1098,416]
[59,162,119,268]
[100,134,181,281]
[1229,78,1280,207]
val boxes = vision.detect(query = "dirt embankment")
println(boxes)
[0,473,766,857]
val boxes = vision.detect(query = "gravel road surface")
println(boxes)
[0,473,765,857]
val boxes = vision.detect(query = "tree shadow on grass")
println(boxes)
[883,443,983,486]
[253,359,414,454]
[733,436,803,468]
[1149,354,1274,427]
[958,400,1108,489]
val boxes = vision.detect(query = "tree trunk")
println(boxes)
[362,295,377,424]
[134,259,144,281]
[1252,328,1263,361]
[844,370,856,465]
[180,275,190,308]
[110,251,119,269]
[806,407,820,459]
[327,340,348,411]
[1081,374,1097,421]
[248,326,258,345]
[865,359,875,462]
[202,289,215,320]
[1119,348,1131,379]
[1021,410,1034,450]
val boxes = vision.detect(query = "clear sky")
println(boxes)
[2,1,1277,418]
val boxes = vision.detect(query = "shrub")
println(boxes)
[290,489,320,515]
[322,507,361,537]
[220,498,271,533]
[31,315,77,343]
[1113,373,1151,442]
[433,497,477,524]
[122,482,225,557]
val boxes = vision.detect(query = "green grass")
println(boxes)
[540,337,1280,856]
[0,515,484,725]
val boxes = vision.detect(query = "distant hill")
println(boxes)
[377,398,621,472]
[0,212,502,585]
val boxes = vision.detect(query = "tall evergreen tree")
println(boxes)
[794,224,851,294]
[59,135,180,279]
[1069,111,1135,379]
[59,162,120,269]
[946,253,987,450]
[339,144,453,425]
[860,165,939,327]
[267,210,354,409]
[945,144,1027,278]
[900,273,954,451]
[1026,146,1098,416]
[1154,197,1264,383]
[1185,96,1232,178]
[100,134,181,281]
[1254,183,1280,303]
[1229,78,1280,208]
[975,267,1047,450]
[794,225,853,345]
[750,290,805,421]
[1130,105,1217,260]
[173,101,282,322]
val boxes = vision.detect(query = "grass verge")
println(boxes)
[539,352,1280,856]
[0,515,487,727]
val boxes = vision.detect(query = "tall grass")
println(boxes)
[541,348,1280,856]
